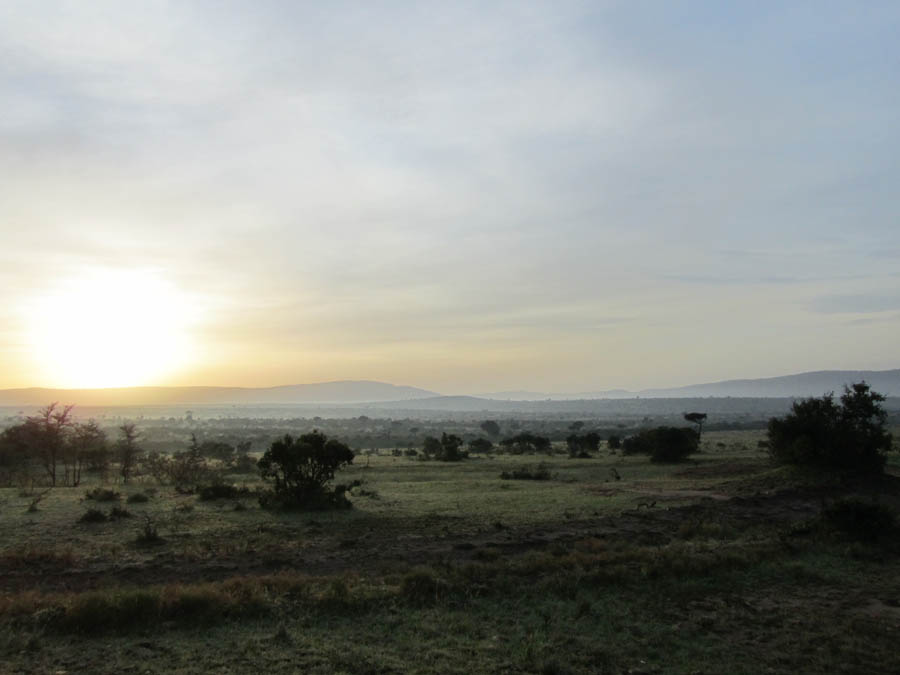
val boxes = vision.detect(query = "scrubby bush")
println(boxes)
[421,433,467,461]
[768,382,892,474]
[126,492,149,503]
[468,437,494,454]
[257,431,354,510]
[136,514,162,545]
[198,483,250,501]
[499,433,552,455]
[607,435,621,450]
[79,508,108,523]
[622,427,697,463]
[108,505,132,520]
[566,433,600,458]
[820,498,896,543]
[84,488,120,502]
[500,463,553,480]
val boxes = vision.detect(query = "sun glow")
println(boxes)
[24,270,198,388]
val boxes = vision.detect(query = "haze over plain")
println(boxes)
[1,2,898,393]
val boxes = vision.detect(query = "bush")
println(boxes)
[79,508,108,523]
[566,433,600,458]
[136,514,163,545]
[126,492,149,503]
[500,463,552,481]
[820,498,896,543]
[84,488,120,502]
[422,433,468,461]
[622,427,697,463]
[257,431,354,510]
[198,483,248,501]
[468,437,494,454]
[499,433,552,455]
[109,505,132,520]
[768,382,892,474]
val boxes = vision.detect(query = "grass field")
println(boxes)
[2,430,900,674]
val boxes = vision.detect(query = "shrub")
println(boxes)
[468,437,494,454]
[109,505,132,519]
[500,463,552,481]
[768,382,892,473]
[607,435,621,450]
[126,492,149,503]
[422,433,468,461]
[198,483,248,501]
[79,508,108,523]
[136,514,163,545]
[257,431,354,510]
[622,427,697,463]
[566,433,599,458]
[499,433,552,455]
[820,498,896,543]
[84,488,120,502]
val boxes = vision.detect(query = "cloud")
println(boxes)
[1,1,899,389]
[811,293,900,315]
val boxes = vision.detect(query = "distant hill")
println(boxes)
[636,369,900,398]
[483,370,900,401]
[1,370,897,409]
[0,380,437,406]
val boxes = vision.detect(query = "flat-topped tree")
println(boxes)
[683,412,707,446]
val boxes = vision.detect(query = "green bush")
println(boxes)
[768,382,892,473]
[108,505,132,520]
[257,431,354,510]
[500,463,552,480]
[821,498,896,543]
[198,483,249,501]
[79,508,108,523]
[622,427,697,463]
[126,492,149,503]
[84,488,120,502]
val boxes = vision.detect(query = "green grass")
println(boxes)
[3,430,900,673]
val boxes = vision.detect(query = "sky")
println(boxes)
[1,1,898,394]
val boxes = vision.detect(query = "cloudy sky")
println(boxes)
[1,1,898,393]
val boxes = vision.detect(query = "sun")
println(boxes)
[24,269,197,389]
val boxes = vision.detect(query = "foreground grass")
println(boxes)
[2,538,899,674]
[3,434,900,673]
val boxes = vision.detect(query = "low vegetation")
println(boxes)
[257,431,354,510]
[622,426,698,462]
[1,389,898,674]
[768,382,893,473]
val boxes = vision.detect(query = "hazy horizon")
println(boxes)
[2,2,898,394]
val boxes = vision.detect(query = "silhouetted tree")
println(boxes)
[68,420,107,486]
[468,437,494,454]
[116,423,142,484]
[422,433,467,461]
[480,420,501,437]
[767,382,892,473]
[684,412,707,446]
[257,431,354,509]
[623,427,697,463]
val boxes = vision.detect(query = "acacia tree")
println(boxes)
[67,420,107,486]
[257,431,354,509]
[32,402,75,486]
[116,423,142,484]
[683,412,707,446]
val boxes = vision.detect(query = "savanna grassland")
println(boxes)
[2,429,900,674]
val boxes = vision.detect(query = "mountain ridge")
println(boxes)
[0,369,897,407]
